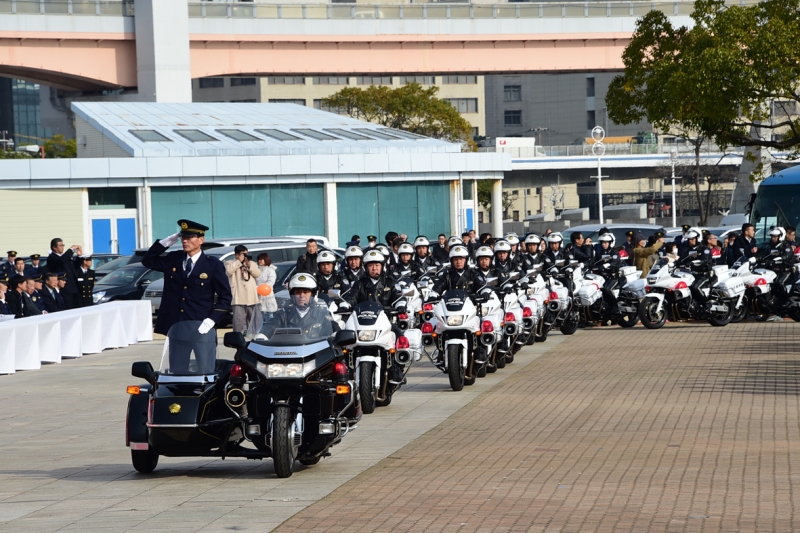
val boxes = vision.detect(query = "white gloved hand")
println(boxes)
[198,318,215,335]
[159,231,182,248]
[428,291,439,299]
[338,301,351,310]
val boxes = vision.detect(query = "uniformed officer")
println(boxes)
[25,254,44,279]
[353,249,397,308]
[1,251,17,279]
[261,273,339,340]
[142,219,232,336]
[29,274,48,313]
[75,254,96,307]
[315,250,353,300]
[0,274,11,315]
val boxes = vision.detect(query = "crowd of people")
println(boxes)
[0,239,96,319]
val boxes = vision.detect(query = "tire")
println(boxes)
[535,328,548,343]
[505,350,515,364]
[272,405,297,478]
[376,393,393,407]
[707,299,734,327]
[358,363,376,415]
[789,308,800,323]
[131,449,158,473]
[299,456,321,466]
[731,297,748,323]
[496,342,507,369]
[615,306,639,328]
[477,361,488,378]
[639,298,666,329]
[447,345,465,391]
[525,331,536,345]
[559,320,578,335]
[464,357,477,386]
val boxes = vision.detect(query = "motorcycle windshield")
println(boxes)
[649,258,669,275]
[257,302,335,346]
[353,300,384,326]
[159,321,218,376]
[443,289,470,312]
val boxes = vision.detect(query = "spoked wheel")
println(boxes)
[358,363,376,415]
[639,298,666,329]
[131,449,159,473]
[707,299,734,327]
[272,405,299,478]
[447,345,465,391]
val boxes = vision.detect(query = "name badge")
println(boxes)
[199,273,208,279]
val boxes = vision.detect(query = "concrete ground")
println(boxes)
[2,320,799,532]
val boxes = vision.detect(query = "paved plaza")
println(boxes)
[1,321,799,532]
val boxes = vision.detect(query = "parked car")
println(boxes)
[94,255,131,280]
[92,264,163,304]
[89,254,121,269]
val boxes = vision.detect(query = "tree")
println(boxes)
[44,135,77,158]
[322,84,476,149]
[607,0,800,177]
[477,180,516,222]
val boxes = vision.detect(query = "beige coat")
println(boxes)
[632,240,663,278]
[225,260,261,306]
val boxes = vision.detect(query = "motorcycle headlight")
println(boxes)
[92,291,106,303]
[446,315,464,326]
[481,306,489,316]
[259,361,316,378]
[358,330,377,342]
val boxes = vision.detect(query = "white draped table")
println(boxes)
[0,300,153,374]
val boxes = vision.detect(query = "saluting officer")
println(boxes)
[142,219,232,336]
[75,254,96,307]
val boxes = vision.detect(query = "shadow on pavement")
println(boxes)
[681,359,800,395]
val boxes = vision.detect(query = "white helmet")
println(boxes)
[494,240,512,253]
[685,228,701,240]
[363,249,385,264]
[316,250,337,264]
[598,233,616,247]
[288,272,317,292]
[449,245,469,259]
[376,244,391,258]
[769,227,787,240]
[475,245,494,259]
[413,236,430,248]
[524,234,541,245]
[547,232,563,244]
[345,246,363,258]
[505,234,520,246]
[448,236,463,247]
[398,243,414,255]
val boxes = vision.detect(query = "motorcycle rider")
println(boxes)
[677,228,713,307]
[342,246,365,285]
[261,273,339,339]
[354,249,397,308]
[430,245,486,298]
[411,236,441,280]
[543,232,577,292]
[505,234,524,268]
[591,233,623,306]
[520,234,545,271]
[315,250,351,298]
[756,227,795,321]
[389,242,415,280]
[474,245,496,278]
[491,240,522,282]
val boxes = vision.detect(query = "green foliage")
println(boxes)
[607,0,800,156]
[0,149,33,159]
[44,135,77,158]
[322,84,476,149]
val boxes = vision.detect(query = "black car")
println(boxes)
[92,263,163,304]
[94,255,131,280]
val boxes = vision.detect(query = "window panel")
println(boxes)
[129,130,172,142]
[504,110,522,126]
[256,129,303,141]
[174,130,218,142]
[216,129,261,142]
[504,85,521,101]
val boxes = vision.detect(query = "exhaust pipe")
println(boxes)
[395,350,412,365]
[422,335,434,347]
[226,387,246,408]
[480,333,495,346]
[523,318,534,329]
[504,323,518,335]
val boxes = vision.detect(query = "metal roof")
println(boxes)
[72,102,460,158]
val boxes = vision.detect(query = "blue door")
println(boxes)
[117,218,136,255]
[92,219,112,254]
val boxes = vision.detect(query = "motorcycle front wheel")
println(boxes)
[731,297,748,323]
[447,345,465,391]
[358,363,377,414]
[559,316,579,335]
[639,299,666,329]
[272,405,298,478]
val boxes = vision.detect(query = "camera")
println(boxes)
[244,254,253,261]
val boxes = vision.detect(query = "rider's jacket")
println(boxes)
[411,254,441,280]
[564,243,595,263]
[354,273,396,308]
[316,271,350,295]
[543,248,571,274]
[432,266,486,295]
[261,302,339,339]
[519,252,543,271]
[342,267,365,284]
[756,240,794,272]
[678,243,713,273]
[491,257,521,279]
[388,261,414,281]
[590,246,623,272]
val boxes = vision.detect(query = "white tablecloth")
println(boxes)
[0,300,153,374]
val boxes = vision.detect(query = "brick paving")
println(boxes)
[274,321,800,533]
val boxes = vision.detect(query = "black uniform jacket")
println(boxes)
[76,267,96,306]
[142,241,232,335]
[40,286,66,313]
[261,303,339,340]
[354,274,397,308]
[432,266,486,296]
[46,249,80,296]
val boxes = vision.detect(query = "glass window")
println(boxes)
[504,110,522,126]
[355,128,401,140]
[400,76,435,85]
[230,77,256,87]
[229,99,257,103]
[256,129,303,141]
[268,99,306,106]
[379,128,423,140]
[586,77,595,98]
[587,110,596,131]
[174,130,218,142]
[292,129,340,141]
[356,76,393,85]
[198,78,224,89]
[313,77,349,85]
[313,100,348,115]
[268,77,305,85]
[216,129,261,142]
[324,128,373,140]
[129,130,172,142]
[442,76,477,84]
[444,98,478,113]
[504,85,521,101]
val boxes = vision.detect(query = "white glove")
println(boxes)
[198,318,215,335]
[159,231,181,248]
[428,291,439,299]
[338,301,351,311]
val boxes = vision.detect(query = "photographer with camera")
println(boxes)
[226,245,261,335]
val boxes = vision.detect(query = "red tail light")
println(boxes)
[421,322,434,334]
[674,281,688,290]
[755,277,767,286]
[396,336,410,349]
[230,364,245,379]
[504,312,516,323]
[398,313,408,320]
[549,291,559,301]
[481,320,494,333]
[522,307,533,318]
[333,361,348,377]
[795,247,800,256]
[711,248,721,258]
[423,303,434,311]
[618,249,629,260]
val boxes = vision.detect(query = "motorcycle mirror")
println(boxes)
[484,277,498,287]
[526,269,535,275]
[334,329,357,347]
[555,259,565,267]
[328,289,342,300]
[402,287,415,296]
[771,249,780,256]
[131,361,155,385]
[689,251,698,257]
[508,272,520,280]
[427,266,438,272]
[570,259,579,266]
[223,331,247,350]
[602,255,610,260]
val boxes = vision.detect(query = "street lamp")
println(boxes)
[669,147,681,227]
[591,126,607,223]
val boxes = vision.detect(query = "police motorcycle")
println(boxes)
[519,263,548,345]
[496,270,525,363]
[738,227,800,321]
[470,245,511,373]
[541,233,583,337]
[573,234,643,328]
[125,280,359,478]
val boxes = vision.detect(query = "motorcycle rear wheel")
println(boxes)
[707,300,734,327]
[358,363,377,415]
[525,331,536,345]
[559,320,578,335]
[615,311,639,328]
[131,449,158,473]
[272,405,297,478]
[376,393,393,407]
[447,345,465,391]
[639,299,666,329]
[731,298,748,323]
